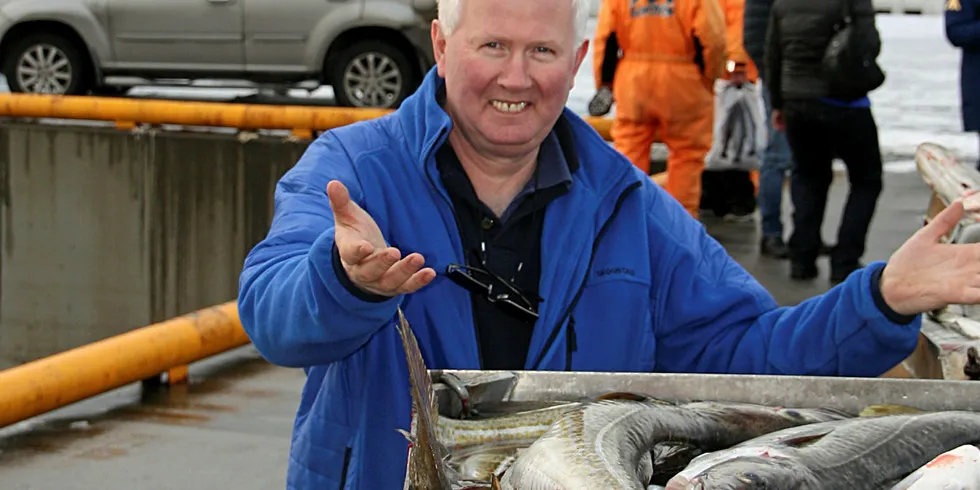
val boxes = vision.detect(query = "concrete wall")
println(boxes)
[0,123,308,369]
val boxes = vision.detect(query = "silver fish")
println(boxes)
[890,444,980,490]
[679,411,980,489]
[665,419,852,489]
[497,399,851,490]
[397,309,458,490]
[455,448,522,482]
[437,402,581,455]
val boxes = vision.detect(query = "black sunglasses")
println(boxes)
[446,263,540,321]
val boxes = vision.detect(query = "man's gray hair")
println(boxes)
[437,0,592,47]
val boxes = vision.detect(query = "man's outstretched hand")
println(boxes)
[327,180,436,297]
[880,199,980,316]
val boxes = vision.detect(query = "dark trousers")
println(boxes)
[783,99,883,271]
[700,170,757,216]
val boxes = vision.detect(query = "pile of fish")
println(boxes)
[396,312,980,490]
[915,141,980,244]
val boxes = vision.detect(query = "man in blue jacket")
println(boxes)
[946,0,980,169]
[237,0,980,487]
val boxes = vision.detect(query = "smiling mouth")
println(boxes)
[490,100,530,113]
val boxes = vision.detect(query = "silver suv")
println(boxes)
[0,0,438,108]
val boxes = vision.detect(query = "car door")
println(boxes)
[105,0,245,71]
[242,0,361,74]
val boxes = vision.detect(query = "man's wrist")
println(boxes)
[872,264,918,324]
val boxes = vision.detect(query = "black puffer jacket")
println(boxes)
[743,0,774,76]
[765,0,882,109]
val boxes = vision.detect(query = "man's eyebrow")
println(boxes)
[467,32,564,45]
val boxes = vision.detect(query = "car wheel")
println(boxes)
[328,40,418,109]
[2,32,89,95]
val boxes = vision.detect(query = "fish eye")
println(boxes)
[737,471,762,484]
[783,409,800,417]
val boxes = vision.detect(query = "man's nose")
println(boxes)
[497,54,532,90]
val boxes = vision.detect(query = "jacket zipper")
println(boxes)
[531,180,643,371]
[338,446,352,489]
[423,128,486,369]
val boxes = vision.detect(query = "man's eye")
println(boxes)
[535,47,555,54]
[485,42,500,49]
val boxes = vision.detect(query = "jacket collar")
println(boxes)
[394,66,640,198]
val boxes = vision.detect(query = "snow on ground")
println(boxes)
[0,14,975,172]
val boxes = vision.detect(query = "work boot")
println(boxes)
[791,262,818,281]
[760,236,790,259]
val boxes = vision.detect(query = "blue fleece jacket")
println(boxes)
[237,67,922,489]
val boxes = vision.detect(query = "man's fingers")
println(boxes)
[338,240,375,265]
[922,199,965,242]
[375,253,428,292]
[351,247,401,283]
[395,268,437,295]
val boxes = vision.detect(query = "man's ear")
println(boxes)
[569,39,590,88]
[431,20,448,77]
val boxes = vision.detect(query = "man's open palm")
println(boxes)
[327,181,436,297]
[881,199,980,316]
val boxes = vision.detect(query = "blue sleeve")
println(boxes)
[237,132,401,368]
[650,194,921,377]
[946,0,980,48]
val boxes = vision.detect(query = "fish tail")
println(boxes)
[397,308,454,489]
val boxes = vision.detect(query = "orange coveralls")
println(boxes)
[594,0,726,216]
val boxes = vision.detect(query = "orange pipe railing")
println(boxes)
[0,302,248,428]
[0,93,614,141]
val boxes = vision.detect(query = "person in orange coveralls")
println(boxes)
[592,0,727,217]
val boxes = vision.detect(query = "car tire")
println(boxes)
[2,32,90,95]
[327,40,418,109]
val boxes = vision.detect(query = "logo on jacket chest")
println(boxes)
[595,267,637,278]
[631,0,674,18]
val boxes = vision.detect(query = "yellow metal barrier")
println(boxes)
[0,94,614,427]
[0,301,248,428]
[0,93,614,141]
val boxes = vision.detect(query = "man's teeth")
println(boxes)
[491,100,528,112]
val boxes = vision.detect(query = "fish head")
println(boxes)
[679,456,806,490]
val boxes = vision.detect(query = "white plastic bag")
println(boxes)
[704,79,767,172]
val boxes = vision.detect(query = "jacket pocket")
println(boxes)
[571,274,656,371]
[290,419,358,488]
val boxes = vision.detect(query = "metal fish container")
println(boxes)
[403,369,980,488]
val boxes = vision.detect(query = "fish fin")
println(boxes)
[778,432,830,448]
[397,428,416,444]
[595,392,674,405]
[858,404,924,417]
[397,308,454,490]
[490,473,503,490]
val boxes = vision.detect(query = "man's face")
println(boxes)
[431,0,589,158]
